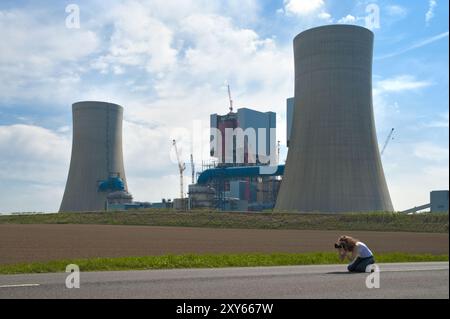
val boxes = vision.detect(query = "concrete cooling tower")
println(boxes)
[60,101,129,212]
[276,25,394,213]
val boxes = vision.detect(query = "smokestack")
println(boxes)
[60,101,128,212]
[276,25,394,213]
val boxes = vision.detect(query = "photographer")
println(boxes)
[335,235,375,273]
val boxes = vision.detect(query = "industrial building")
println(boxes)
[190,164,284,211]
[60,101,132,212]
[185,107,280,211]
[401,190,449,214]
[431,191,449,212]
[276,25,394,213]
[210,107,276,166]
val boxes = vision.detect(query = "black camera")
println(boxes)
[334,243,344,249]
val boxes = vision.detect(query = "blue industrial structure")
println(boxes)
[195,164,284,211]
[98,176,126,192]
[197,165,285,185]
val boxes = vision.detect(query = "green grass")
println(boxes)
[0,252,447,275]
[0,210,448,233]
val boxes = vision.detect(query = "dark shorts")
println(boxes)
[348,256,375,273]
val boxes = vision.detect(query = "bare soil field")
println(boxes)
[0,224,448,265]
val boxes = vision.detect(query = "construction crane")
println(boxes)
[172,139,186,199]
[381,128,395,156]
[227,84,234,113]
[190,153,195,184]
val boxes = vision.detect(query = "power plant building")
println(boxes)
[430,190,449,213]
[276,25,394,213]
[60,101,131,212]
[210,108,276,166]
[186,107,280,211]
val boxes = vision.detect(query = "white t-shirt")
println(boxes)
[356,242,373,258]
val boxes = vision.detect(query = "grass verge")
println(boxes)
[0,211,448,233]
[0,252,447,275]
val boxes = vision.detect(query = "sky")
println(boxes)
[0,0,448,213]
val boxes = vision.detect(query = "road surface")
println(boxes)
[0,262,448,299]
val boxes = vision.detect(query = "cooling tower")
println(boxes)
[59,101,128,212]
[276,25,394,213]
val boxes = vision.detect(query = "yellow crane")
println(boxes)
[172,139,186,199]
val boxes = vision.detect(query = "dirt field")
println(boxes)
[0,224,448,265]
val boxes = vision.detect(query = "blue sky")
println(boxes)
[0,0,448,213]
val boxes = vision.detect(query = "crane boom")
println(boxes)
[227,84,233,113]
[381,128,395,156]
[172,140,185,199]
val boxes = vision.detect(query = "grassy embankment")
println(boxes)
[0,211,447,274]
[0,210,448,233]
[0,252,447,275]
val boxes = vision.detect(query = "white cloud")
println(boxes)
[385,5,407,18]
[413,143,449,162]
[318,12,332,21]
[376,31,449,60]
[0,125,69,169]
[0,183,66,214]
[283,0,330,20]
[284,0,324,16]
[383,141,449,211]
[123,120,174,175]
[338,15,357,24]
[372,92,399,131]
[0,8,99,104]
[177,14,291,87]
[372,75,432,130]
[128,175,180,203]
[91,2,178,75]
[375,75,433,93]
[0,124,70,212]
[387,163,449,211]
[424,112,449,128]
[426,0,437,25]
[219,0,261,25]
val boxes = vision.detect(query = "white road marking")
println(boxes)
[0,284,40,288]
[380,267,449,273]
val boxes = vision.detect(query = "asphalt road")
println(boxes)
[0,262,448,299]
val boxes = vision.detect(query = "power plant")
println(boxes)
[276,25,394,213]
[57,25,446,214]
[60,101,132,212]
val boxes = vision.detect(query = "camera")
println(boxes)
[334,243,344,249]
